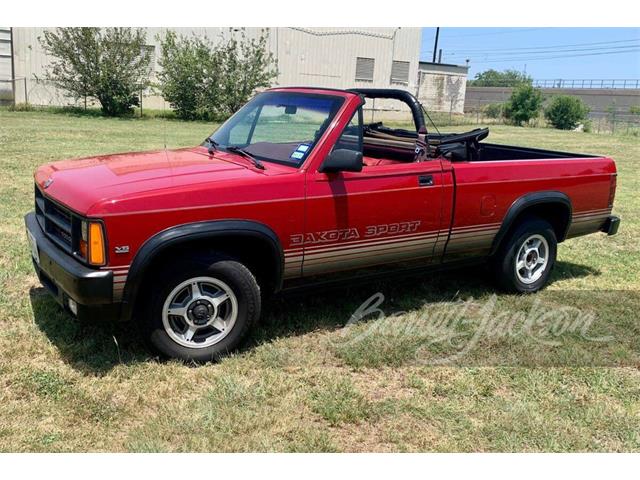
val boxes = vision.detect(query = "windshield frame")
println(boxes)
[205,91,346,168]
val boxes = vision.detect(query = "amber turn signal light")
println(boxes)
[88,222,106,265]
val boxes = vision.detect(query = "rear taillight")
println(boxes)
[608,174,617,208]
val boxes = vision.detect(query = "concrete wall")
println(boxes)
[6,27,422,109]
[465,86,640,120]
[417,64,468,114]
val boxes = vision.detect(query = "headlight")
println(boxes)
[79,220,106,266]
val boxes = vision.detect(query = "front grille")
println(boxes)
[35,184,82,257]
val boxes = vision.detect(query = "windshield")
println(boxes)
[207,91,345,167]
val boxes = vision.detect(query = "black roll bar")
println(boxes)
[347,88,427,133]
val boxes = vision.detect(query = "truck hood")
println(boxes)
[34,147,288,215]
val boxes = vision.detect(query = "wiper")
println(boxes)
[203,137,219,154]
[226,146,265,170]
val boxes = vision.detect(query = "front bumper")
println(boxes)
[25,211,118,320]
[601,215,621,236]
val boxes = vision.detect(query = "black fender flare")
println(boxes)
[490,191,572,256]
[119,220,284,322]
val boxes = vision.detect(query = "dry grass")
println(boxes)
[0,109,638,452]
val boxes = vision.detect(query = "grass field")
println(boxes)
[0,109,638,452]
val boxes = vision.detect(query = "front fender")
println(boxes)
[119,220,283,321]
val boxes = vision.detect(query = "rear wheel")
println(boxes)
[140,254,261,362]
[492,217,557,293]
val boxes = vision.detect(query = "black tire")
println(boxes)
[139,254,261,362]
[492,217,557,293]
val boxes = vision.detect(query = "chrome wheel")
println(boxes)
[162,276,238,349]
[515,234,549,285]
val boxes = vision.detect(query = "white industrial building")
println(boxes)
[0,27,468,114]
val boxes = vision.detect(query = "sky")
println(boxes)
[420,28,640,80]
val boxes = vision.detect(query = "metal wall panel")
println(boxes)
[9,27,423,108]
[0,28,12,80]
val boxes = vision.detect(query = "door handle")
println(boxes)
[418,175,434,186]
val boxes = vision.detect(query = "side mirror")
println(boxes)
[319,149,363,173]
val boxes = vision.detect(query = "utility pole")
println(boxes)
[432,27,440,63]
[438,49,442,63]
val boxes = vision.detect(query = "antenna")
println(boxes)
[162,27,167,152]
[163,97,167,151]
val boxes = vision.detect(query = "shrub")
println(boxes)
[544,95,590,130]
[504,84,543,126]
[40,28,151,116]
[158,29,277,121]
[483,102,505,119]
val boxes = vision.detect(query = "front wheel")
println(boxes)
[492,217,557,293]
[140,255,261,362]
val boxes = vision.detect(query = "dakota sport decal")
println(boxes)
[290,221,421,246]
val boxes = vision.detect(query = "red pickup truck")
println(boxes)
[25,87,620,361]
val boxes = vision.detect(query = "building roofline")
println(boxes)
[419,61,469,71]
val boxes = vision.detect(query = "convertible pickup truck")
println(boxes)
[25,87,620,361]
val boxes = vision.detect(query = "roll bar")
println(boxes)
[347,88,427,133]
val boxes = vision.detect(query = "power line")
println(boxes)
[437,38,640,54]
[446,45,640,60]
[445,45,640,61]
[458,48,640,64]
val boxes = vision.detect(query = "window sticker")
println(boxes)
[296,143,311,153]
[290,151,305,160]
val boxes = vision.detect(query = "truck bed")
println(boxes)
[430,128,600,162]
[475,143,599,161]
[365,125,600,163]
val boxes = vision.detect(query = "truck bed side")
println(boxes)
[442,155,616,262]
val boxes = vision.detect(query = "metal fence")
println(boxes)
[466,79,640,89]
[0,77,84,107]
[532,79,640,89]
[0,76,159,111]
[3,76,637,135]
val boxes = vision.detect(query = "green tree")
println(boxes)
[156,30,218,120]
[158,29,277,121]
[544,95,590,130]
[40,28,151,116]
[216,30,278,116]
[504,84,543,126]
[468,69,533,87]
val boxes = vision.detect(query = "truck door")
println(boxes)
[302,106,446,277]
